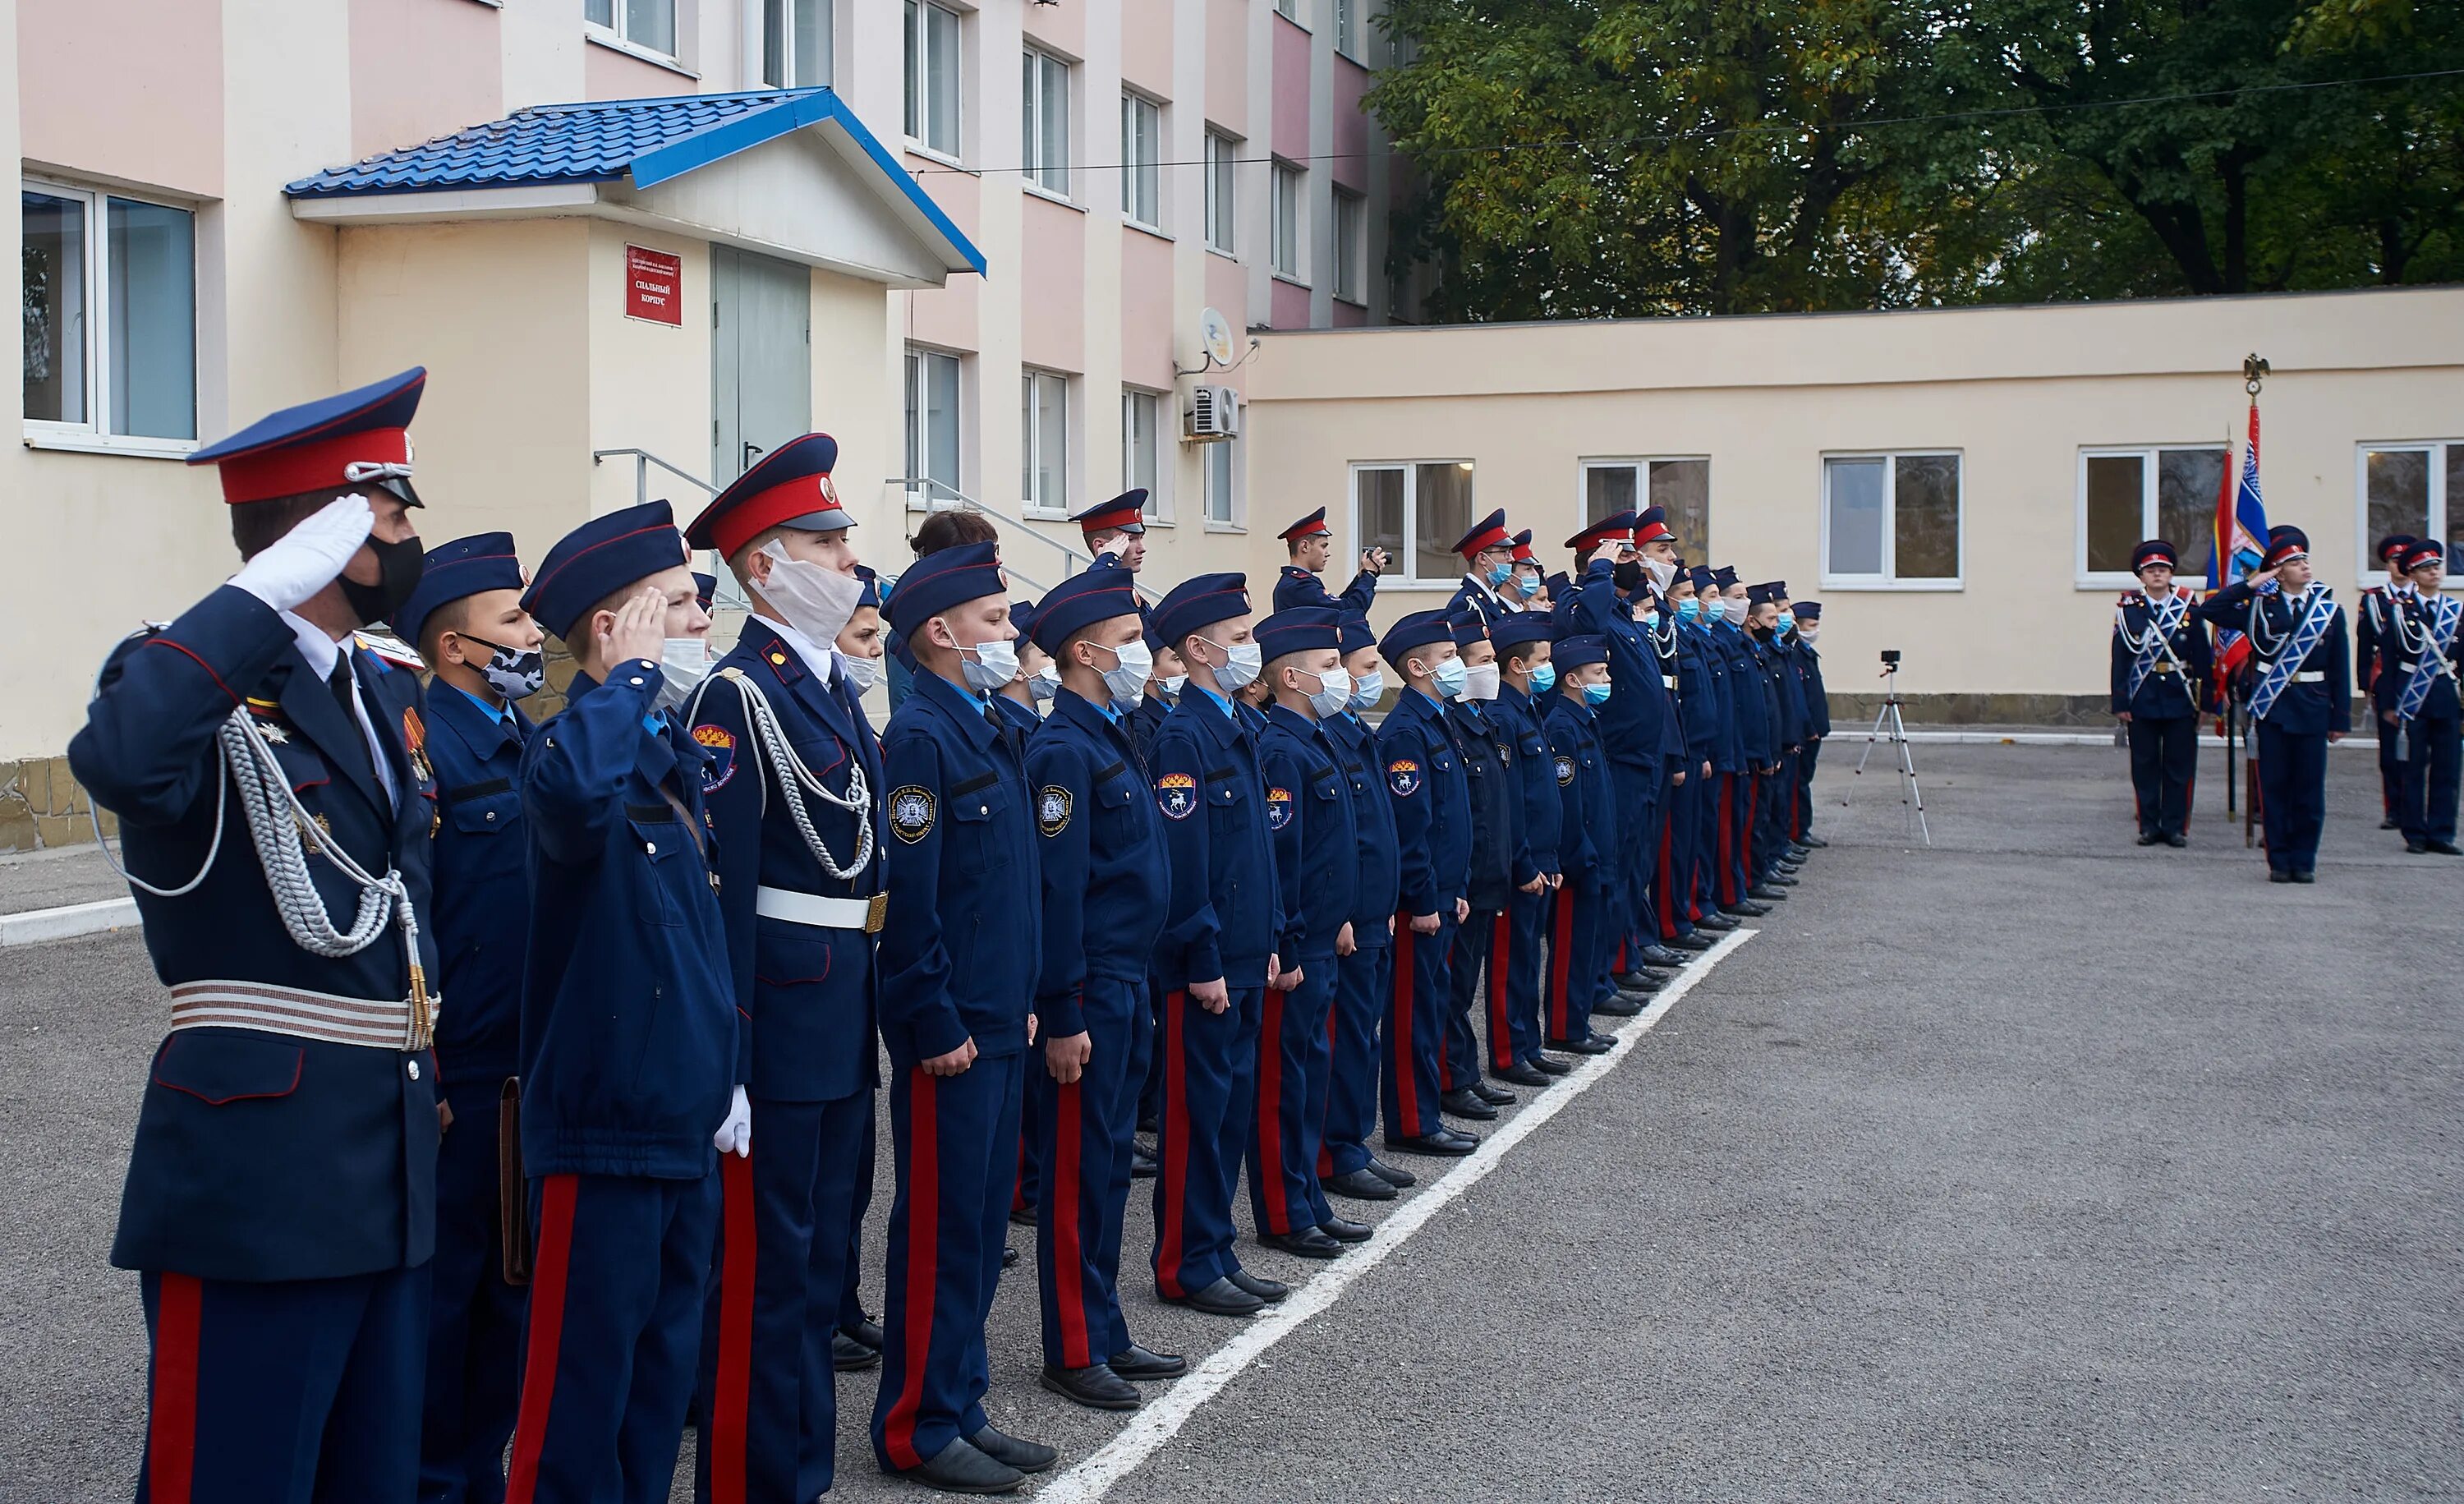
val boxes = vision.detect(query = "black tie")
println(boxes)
[324,660,382,789]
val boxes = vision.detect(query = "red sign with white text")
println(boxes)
[624,245,683,326]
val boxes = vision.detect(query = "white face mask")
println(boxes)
[1200,636,1264,692]
[839,652,882,695]
[753,540,866,646]
[1098,638,1154,708]
[1029,665,1061,703]
[654,637,710,713]
[1303,665,1354,720]
[1645,556,1677,591]
[1459,662,1501,701]
[1156,673,1187,706]
[1348,669,1384,710]
[1797,626,1819,644]
[951,630,1019,696]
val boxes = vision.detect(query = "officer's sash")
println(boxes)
[2395,594,2462,724]
[2122,591,2190,699]
[2248,587,2337,722]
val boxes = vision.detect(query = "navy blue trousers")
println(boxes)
[506,1171,717,1504]
[1752,765,1790,877]
[1504,887,1551,1065]
[2255,722,2329,875]
[1150,983,1262,1299]
[1657,775,1697,941]
[1715,773,1752,910]
[1608,762,1662,968]
[1795,739,1823,839]
[2127,714,2200,838]
[1030,975,1150,1368]
[1320,944,1389,1178]
[1381,912,1455,1140]
[139,1263,425,1504]
[2400,711,2462,844]
[421,1081,524,1504]
[1543,873,1613,1045]
[2377,695,2404,817]
[1440,909,1496,1092]
[1248,964,1336,1236]
[838,1109,873,1332]
[871,1052,1024,1473]
[695,1092,868,1504]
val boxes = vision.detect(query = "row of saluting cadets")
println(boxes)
[72,367,1837,1504]
[2107,529,2460,877]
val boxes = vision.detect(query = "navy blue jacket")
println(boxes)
[1131,690,1172,767]
[1151,686,1283,988]
[1446,698,1531,910]
[2108,589,2213,720]
[995,692,1043,738]
[1447,574,1519,631]
[425,683,532,1091]
[1798,642,1832,738]
[69,586,442,1282]
[879,669,1042,1064]
[1763,632,1808,751]
[1713,623,1776,767]
[1027,688,1169,1037]
[1378,688,1473,918]
[2377,591,2462,724]
[1272,563,1378,614]
[1542,691,1617,879]
[1496,682,1561,879]
[1686,622,1743,774]
[2197,583,2353,736]
[1257,703,1360,962]
[1671,623,1719,775]
[1322,708,1400,948]
[1567,562,1672,772]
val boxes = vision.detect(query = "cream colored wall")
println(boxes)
[585,221,714,522]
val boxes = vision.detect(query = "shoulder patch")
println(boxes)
[1555,753,1575,786]
[1156,770,1198,821]
[356,628,425,672]
[890,785,936,842]
[1037,784,1073,837]
[693,724,738,792]
[1387,757,1423,797]
[1266,785,1294,830]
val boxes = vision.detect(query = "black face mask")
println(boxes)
[1612,559,1645,591]
[342,534,425,629]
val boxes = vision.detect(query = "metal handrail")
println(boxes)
[887,476,1096,580]
[592,447,720,509]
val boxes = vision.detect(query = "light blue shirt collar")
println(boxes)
[451,683,509,724]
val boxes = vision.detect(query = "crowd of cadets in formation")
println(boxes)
[93,361,2456,1504]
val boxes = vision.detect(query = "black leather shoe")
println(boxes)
[1594,992,1644,1017]
[1694,913,1739,931]
[843,1313,885,1350]
[1041,1362,1141,1411]
[833,1331,882,1371]
[1776,861,1803,874]
[1226,1267,1290,1302]
[1786,844,1813,859]
[1318,1215,1372,1243]
[1616,970,1667,992]
[1130,1143,1158,1179]
[2269,869,2292,883]
[1009,1206,1037,1227]
[1162,1276,1263,1316]
[1585,1029,1618,1050]
[1438,1088,1497,1120]
[2380,816,2402,830]
[1366,1157,1417,1187]
[2136,832,2161,846]
[1386,1129,1479,1157]
[1631,945,1680,968]
[1670,931,1717,950]
[1323,1166,1397,1200]
[2165,835,2187,849]
[2407,839,2430,853]
[1495,1060,1552,1087]
[1747,885,1786,901]
[895,1436,1023,1494]
[2431,840,2463,855]
[1800,835,1828,849]
[1002,1245,1018,1269]
[1733,900,1774,916]
[2292,870,2316,884]
[1764,874,1799,887]
[1527,1053,1573,1075]
[1108,1342,1186,1380]
[967,1424,1057,1474]
[1547,1034,1612,1056]
[1470,1080,1516,1106]
[1259,1226,1343,1259]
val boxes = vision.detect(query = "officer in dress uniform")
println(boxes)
[1789,602,1831,849]
[2356,534,2416,829]
[1487,614,1568,1086]
[1317,615,1413,1203]
[1018,563,1188,1412]
[2195,527,2351,883]
[70,369,442,1504]
[1246,608,1371,1261]
[1272,507,1386,613]
[1146,574,1289,1318]
[868,542,1054,1492]
[1446,509,1522,628]
[2379,540,2462,854]
[676,435,882,1504]
[2109,540,2214,849]
[1376,610,1480,1157]
[1071,491,1151,576]
[1436,613,1534,1117]
[398,531,545,1504]
[1540,634,1620,1057]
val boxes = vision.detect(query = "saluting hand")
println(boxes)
[230,493,375,612]
[601,586,667,669]
[922,1037,978,1076]
[1045,1030,1091,1085]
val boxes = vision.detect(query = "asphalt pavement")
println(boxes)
[2,741,2457,1502]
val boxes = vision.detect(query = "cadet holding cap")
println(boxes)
[1272,507,1385,613]
[2195,526,2351,882]
[2358,533,2417,826]
[1541,633,1620,1055]
[2381,540,2461,853]
[2110,540,2213,849]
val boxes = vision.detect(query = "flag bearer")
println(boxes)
[2382,540,2462,854]
[2196,527,2351,883]
[1317,615,1412,1203]
[2109,540,2213,849]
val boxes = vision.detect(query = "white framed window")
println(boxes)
[1022,369,1069,515]
[585,0,678,58]
[2358,442,2464,589]
[1271,162,1305,281]
[903,0,961,159]
[1022,48,1071,199]
[1121,92,1162,229]
[1274,0,1303,21]
[761,0,830,87]
[2077,446,2226,586]
[21,179,197,450]
[1122,388,1163,517]
[903,345,962,508]
[1581,458,1710,556]
[1334,0,1358,57]
[1822,452,1962,589]
[1204,425,1244,528]
[1352,461,1476,586]
[1204,131,1239,254]
[1333,190,1366,304]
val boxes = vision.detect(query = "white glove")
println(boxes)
[231,494,375,613]
[715,1084,752,1157]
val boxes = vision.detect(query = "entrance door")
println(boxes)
[710,245,813,491]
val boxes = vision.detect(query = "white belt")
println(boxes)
[2288,670,2325,683]
[1662,674,1678,691]
[2148,661,2179,674]
[2397,659,2449,676]
[169,979,430,1052]
[756,885,886,934]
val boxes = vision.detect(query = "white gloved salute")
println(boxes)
[231,494,375,613]
[714,1084,752,1157]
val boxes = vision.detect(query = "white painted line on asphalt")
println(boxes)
[0,896,138,948]
[1829,730,2379,749]
[1033,925,1758,1503]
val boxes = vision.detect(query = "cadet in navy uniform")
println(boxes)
[1071,490,1151,577]
[678,435,881,1504]
[869,543,1054,1492]
[1565,512,1680,986]
[1130,624,1184,766]
[2196,527,2351,882]
[1271,507,1386,613]
[1671,568,1742,941]
[1506,529,1547,608]
[1712,572,1779,910]
[1377,610,1480,1157]
[507,501,741,1504]
[71,370,441,1504]
[1437,613,1534,1116]
[1541,635,1620,1056]
[2380,540,2462,853]
[2109,540,2213,849]
[992,600,1050,738]
[830,563,890,1373]
[1146,574,1289,1318]
[1789,602,1831,849]
[1446,508,1522,628]
[1487,614,1567,1086]
[2356,534,2416,828]
[1657,569,1722,954]
[1317,614,1412,1203]
[1246,608,1368,1262]
[398,531,545,1504]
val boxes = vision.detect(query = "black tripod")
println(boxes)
[1849,658,1931,844]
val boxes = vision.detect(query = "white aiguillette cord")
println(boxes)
[688,668,874,881]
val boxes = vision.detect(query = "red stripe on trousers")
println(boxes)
[1487,912,1514,1069]
[881,1071,940,1470]
[1052,1081,1091,1368]
[1657,819,1677,940]
[1391,913,1420,1131]
[1547,887,1574,1039]
[708,1152,757,1504]
[1257,988,1289,1232]
[1154,992,1190,1298]
[506,1174,581,1504]
[146,1272,202,1504]
[1717,779,1736,906]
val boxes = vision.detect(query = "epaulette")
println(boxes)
[355,628,426,673]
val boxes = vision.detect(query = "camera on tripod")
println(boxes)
[1879,649,1901,669]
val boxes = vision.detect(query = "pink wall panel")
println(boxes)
[1332,299,1367,329]
[1119,228,1177,392]
[20,0,224,195]
[1121,0,1174,98]
[1269,276,1310,331]
[1022,0,1083,58]
[1018,195,1087,375]
[908,152,981,241]
[1331,56,1370,192]
[352,0,504,159]
[903,158,980,352]
[1205,0,1248,135]
[1270,16,1311,163]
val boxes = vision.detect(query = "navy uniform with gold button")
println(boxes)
[1318,614,1402,1199]
[678,435,883,1504]
[2381,540,2462,853]
[2196,527,2351,881]
[396,531,541,1504]
[1271,507,1380,614]
[1446,508,1521,629]
[1565,512,1675,972]
[69,369,442,1504]
[1377,610,1477,1153]
[2109,540,2213,846]
[1489,614,1563,1076]
[1541,634,1620,1052]
[1438,611,1529,1107]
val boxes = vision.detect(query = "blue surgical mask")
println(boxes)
[1347,669,1384,710]
[1513,572,1540,599]
[1582,682,1612,707]
[1776,615,1794,636]
[1431,657,1469,697]
[1701,597,1726,623]
[1676,598,1700,623]
[1529,663,1556,695]
[1485,563,1513,588]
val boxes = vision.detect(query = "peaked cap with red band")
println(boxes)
[1280,507,1333,542]
[2399,538,2446,573]
[1070,490,1148,536]
[683,433,846,559]
[1632,506,1674,545]
[1510,528,1537,565]
[189,366,426,505]
[2259,525,2310,570]
[1565,510,1636,552]
[1450,508,1511,560]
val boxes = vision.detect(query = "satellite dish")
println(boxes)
[1198,307,1239,367]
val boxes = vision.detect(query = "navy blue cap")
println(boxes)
[1685,565,1717,594]
[1553,633,1610,670]
[683,433,847,556]
[1711,565,1740,589]
[1752,580,1787,600]
[1542,571,1570,599]
[1378,609,1456,663]
[1792,601,1822,620]
[1451,508,1511,559]
[1031,560,1143,655]
[853,563,882,611]
[2398,538,2445,573]
[1152,572,1252,647]
[1565,511,1634,552]
[1449,611,1489,649]
[1491,614,1554,652]
[1338,613,1376,657]
[1255,607,1345,661]
[524,500,690,640]
[692,571,718,612]
[1633,505,1673,545]
[1280,507,1332,543]
[191,367,427,505]
[2261,525,2310,568]
[1071,491,1147,536]
[398,532,524,649]
[2131,540,2179,573]
[2376,533,2417,563]
[887,541,1008,638]
[1009,601,1039,653]
[1746,583,1777,606]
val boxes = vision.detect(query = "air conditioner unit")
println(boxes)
[1185,384,1239,443]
